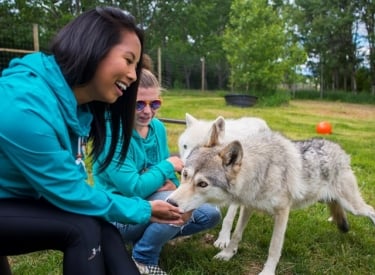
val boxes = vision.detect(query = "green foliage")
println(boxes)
[255,90,291,107]
[293,90,375,104]
[356,67,372,92]
[292,0,360,91]
[223,0,306,92]
[223,0,284,91]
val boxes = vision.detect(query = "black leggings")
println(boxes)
[0,199,140,275]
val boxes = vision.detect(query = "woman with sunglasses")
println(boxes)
[93,68,221,275]
[0,7,185,275]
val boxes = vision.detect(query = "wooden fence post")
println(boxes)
[33,24,39,51]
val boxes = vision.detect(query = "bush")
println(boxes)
[255,90,291,107]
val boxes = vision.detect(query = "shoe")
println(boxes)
[133,258,167,275]
[133,259,149,274]
[147,265,167,275]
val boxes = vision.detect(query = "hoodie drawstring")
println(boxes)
[75,137,87,171]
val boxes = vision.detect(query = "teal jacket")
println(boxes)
[0,52,151,224]
[93,118,179,199]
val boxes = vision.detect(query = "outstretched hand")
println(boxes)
[157,179,177,192]
[149,200,184,225]
[167,156,184,173]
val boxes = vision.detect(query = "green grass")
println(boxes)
[9,91,375,274]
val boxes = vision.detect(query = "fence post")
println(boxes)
[157,47,162,85]
[33,24,39,51]
[200,56,205,92]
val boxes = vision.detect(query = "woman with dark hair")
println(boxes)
[0,7,183,275]
[93,68,221,274]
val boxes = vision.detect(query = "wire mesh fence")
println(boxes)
[0,23,39,73]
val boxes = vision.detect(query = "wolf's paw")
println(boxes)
[213,236,230,248]
[259,270,275,275]
[259,264,276,275]
[213,248,237,261]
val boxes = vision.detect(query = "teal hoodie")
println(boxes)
[93,118,179,198]
[0,52,151,224]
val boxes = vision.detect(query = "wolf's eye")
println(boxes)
[183,144,187,149]
[197,181,208,188]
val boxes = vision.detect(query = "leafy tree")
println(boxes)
[223,0,304,92]
[134,0,231,90]
[358,0,375,94]
[293,0,361,93]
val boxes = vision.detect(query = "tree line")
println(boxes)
[1,0,374,95]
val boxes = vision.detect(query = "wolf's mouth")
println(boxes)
[115,81,127,92]
[166,198,179,207]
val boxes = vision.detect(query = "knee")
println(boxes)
[194,204,222,229]
[65,216,102,246]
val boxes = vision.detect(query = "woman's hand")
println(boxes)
[149,200,184,225]
[157,179,177,192]
[167,156,184,173]
[181,210,193,223]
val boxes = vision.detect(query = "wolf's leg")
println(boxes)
[214,206,252,261]
[214,204,239,248]
[260,207,290,275]
[335,170,375,225]
[328,201,349,232]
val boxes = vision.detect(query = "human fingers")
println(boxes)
[181,210,193,223]
[150,200,183,220]
[157,180,177,192]
[167,156,184,172]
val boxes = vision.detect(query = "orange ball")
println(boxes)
[316,121,332,134]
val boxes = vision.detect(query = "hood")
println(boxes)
[2,52,92,137]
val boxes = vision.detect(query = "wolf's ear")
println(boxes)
[220,141,243,174]
[206,121,220,147]
[214,116,225,141]
[206,116,225,147]
[185,113,197,128]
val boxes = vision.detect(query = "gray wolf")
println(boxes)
[168,116,375,275]
[178,114,269,248]
[178,114,269,249]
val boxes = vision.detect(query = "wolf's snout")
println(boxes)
[166,198,178,207]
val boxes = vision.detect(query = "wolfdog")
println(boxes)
[178,113,269,162]
[179,114,269,249]
[178,114,269,248]
[168,117,375,275]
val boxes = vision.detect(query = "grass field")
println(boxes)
[8,92,375,274]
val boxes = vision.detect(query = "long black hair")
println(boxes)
[50,6,144,171]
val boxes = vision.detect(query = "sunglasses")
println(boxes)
[136,99,162,111]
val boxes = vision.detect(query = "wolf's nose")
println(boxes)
[166,198,178,207]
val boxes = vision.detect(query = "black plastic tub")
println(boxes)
[224,94,258,107]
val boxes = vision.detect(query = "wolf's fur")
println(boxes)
[178,113,269,162]
[168,117,375,275]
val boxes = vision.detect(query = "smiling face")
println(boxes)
[75,31,141,104]
[133,69,162,134]
[134,86,160,130]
